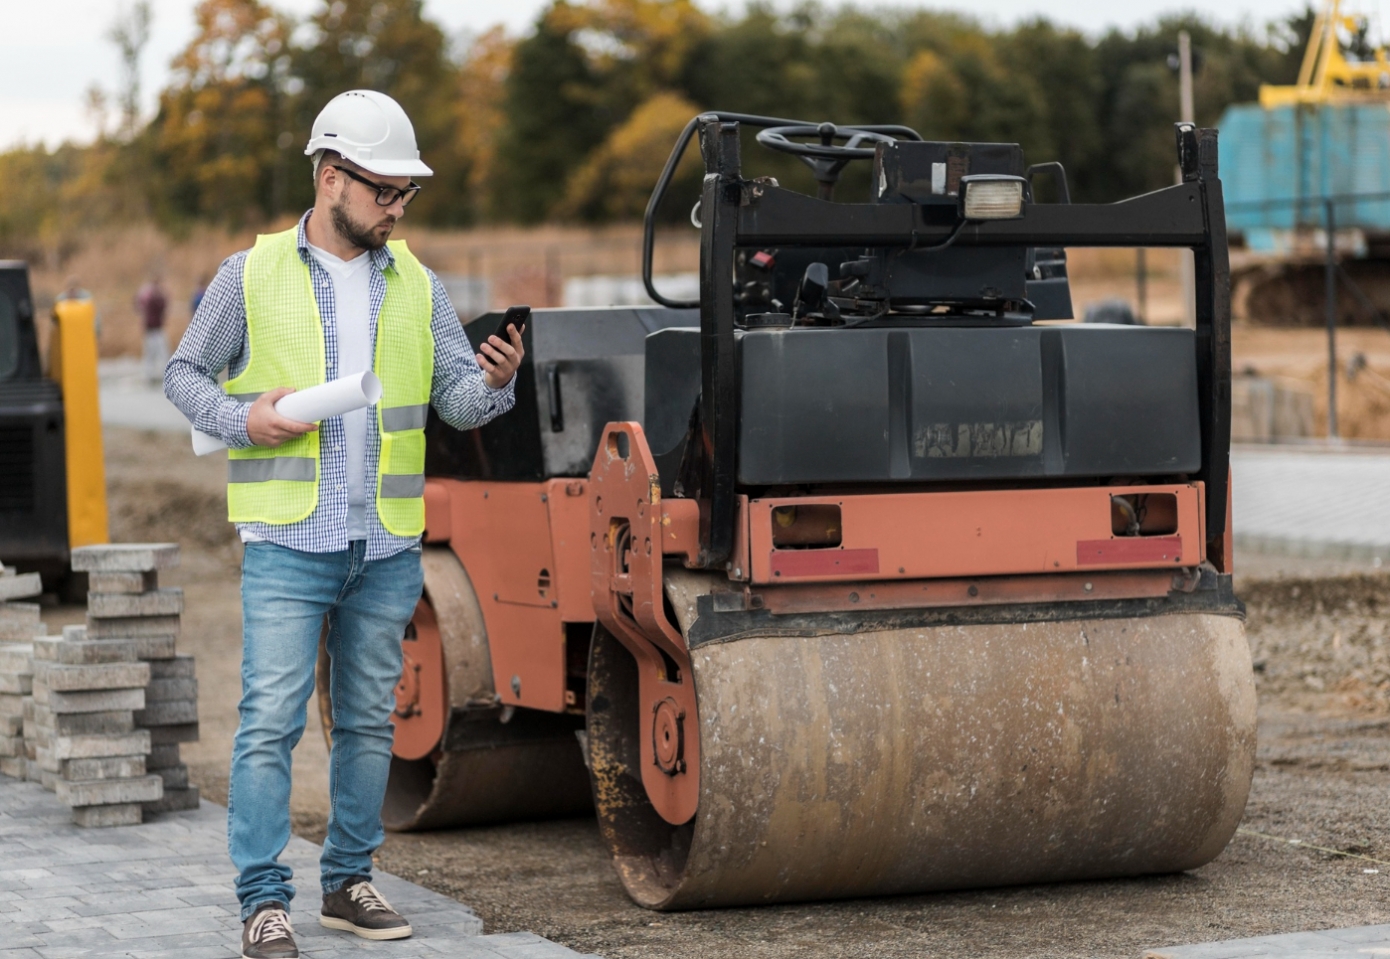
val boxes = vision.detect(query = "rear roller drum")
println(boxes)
[317,546,592,830]
[586,604,1256,910]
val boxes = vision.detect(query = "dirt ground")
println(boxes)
[53,425,1390,958]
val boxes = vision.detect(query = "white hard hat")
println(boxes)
[304,90,433,178]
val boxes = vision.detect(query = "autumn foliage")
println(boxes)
[0,0,1308,255]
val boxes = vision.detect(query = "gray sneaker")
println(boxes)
[242,902,297,959]
[320,877,413,940]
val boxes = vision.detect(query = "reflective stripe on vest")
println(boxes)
[380,404,428,432]
[224,227,434,536]
[228,458,317,483]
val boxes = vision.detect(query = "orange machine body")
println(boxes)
[407,426,1213,759]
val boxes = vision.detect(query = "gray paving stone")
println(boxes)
[0,572,42,601]
[0,641,33,671]
[1233,449,1390,559]
[134,699,197,726]
[63,754,146,780]
[34,661,151,692]
[71,803,143,827]
[148,763,186,788]
[0,672,32,694]
[1146,925,1390,957]
[0,602,40,624]
[32,706,136,736]
[71,543,180,573]
[0,621,44,642]
[130,634,179,660]
[147,744,180,768]
[33,636,139,664]
[87,588,184,619]
[0,775,594,959]
[35,686,144,714]
[143,784,198,813]
[144,677,197,702]
[147,722,199,745]
[50,729,151,760]
[147,655,195,680]
[87,570,159,594]
[85,615,181,639]
[56,774,163,807]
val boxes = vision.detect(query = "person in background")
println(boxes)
[55,275,91,303]
[137,273,169,383]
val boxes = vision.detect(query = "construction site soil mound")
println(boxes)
[66,427,1390,958]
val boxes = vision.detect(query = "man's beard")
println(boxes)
[331,198,394,251]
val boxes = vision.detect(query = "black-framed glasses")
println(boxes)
[330,165,421,208]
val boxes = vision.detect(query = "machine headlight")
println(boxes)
[959,176,1028,220]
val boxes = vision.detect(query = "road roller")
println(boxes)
[319,113,1254,910]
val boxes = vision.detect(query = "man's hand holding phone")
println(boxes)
[479,305,528,389]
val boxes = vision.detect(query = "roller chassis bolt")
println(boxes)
[652,697,687,775]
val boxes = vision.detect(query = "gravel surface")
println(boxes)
[81,427,1390,958]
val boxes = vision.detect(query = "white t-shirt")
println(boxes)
[310,242,373,540]
[239,243,375,544]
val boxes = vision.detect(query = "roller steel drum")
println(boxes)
[588,604,1255,910]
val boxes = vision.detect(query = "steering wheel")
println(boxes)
[756,122,900,199]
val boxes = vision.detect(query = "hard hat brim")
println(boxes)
[353,157,434,178]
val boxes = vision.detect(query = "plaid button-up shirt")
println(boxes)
[165,211,515,560]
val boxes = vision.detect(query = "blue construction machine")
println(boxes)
[1219,0,1390,325]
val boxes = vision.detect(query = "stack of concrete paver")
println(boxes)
[29,622,161,825]
[73,542,200,815]
[0,562,44,780]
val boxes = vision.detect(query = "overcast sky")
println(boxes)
[2,0,1318,151]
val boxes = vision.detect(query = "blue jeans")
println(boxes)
[229,539,422,920]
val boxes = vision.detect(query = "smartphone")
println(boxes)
[503,305,530,337]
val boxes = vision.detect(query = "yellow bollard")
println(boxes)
[49,298,109,548]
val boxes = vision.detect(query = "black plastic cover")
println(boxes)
[644,325,1201,486]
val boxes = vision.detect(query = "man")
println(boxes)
[137,272,168,383]
[165,89,525,959]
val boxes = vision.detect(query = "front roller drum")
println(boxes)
[587,610,1256,910]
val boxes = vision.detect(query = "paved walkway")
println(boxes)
[0,776,596,959]
[1232,447,1390,561]
[99,360,189,434]
[1145,923,1390,958]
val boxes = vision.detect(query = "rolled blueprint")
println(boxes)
[191,371,384,456]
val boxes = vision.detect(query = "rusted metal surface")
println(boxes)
[391,598,448,760]
[589,422,700,825]
[590,594,1255,910]
[745,484,1205,585]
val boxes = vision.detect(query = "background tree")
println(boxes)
[290,0,468,224]
[147,0,296,227]
[0,0,1323,248]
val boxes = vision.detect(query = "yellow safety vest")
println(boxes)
[225,227,434,536]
